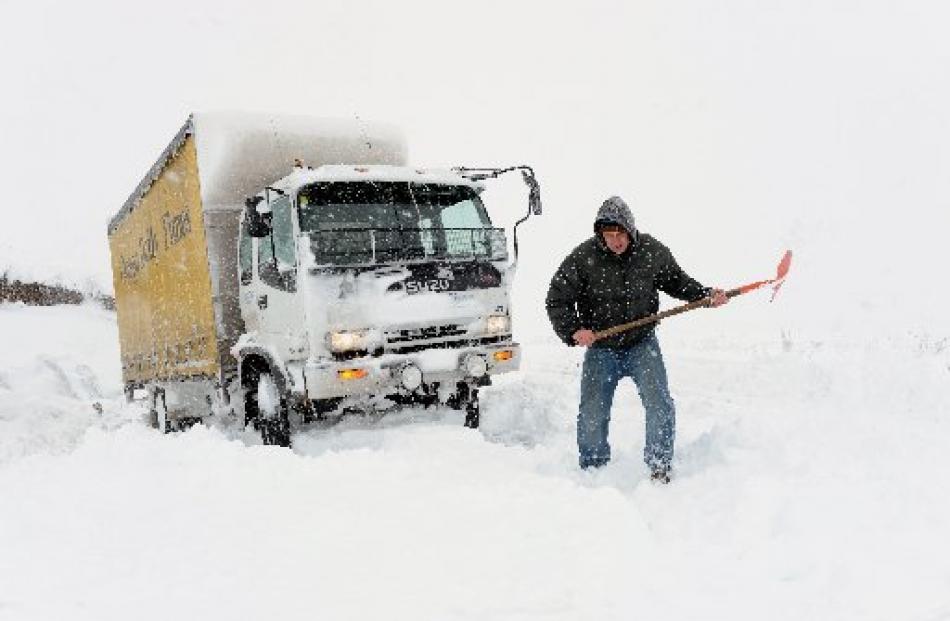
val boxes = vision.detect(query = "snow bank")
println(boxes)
[0,303,125,464]
[1,301,949,620]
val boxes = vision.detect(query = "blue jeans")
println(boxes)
[577,333,675,470]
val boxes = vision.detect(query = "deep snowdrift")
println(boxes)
[1,302,949,620]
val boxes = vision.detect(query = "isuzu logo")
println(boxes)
[401,265,456,294]
[405,278,451,294]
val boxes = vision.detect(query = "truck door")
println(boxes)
[255,195,305,361]
[238,220,260,333]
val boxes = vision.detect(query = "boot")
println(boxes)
[650,465,671,484]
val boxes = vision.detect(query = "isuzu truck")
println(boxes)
[108,112,541,446]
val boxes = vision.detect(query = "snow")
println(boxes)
[192,111,408,208]
[272,165,483,195]
[0,304,122,465]
[3,1,950,618]
[2,301,949,619]
[299,249,508,360]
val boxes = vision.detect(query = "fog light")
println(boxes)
[399,364,423,391]
[463,354,487,378]
[485,314,510,334]
[338,368,368,381]
[329,330,368,353]
[493,350,513,362]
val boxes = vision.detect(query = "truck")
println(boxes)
[108,112,542,446]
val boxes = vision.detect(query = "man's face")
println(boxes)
[600,225,630,255]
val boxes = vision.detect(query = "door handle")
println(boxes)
[257,294,268,309]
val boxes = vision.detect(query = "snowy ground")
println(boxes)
[1,302,949,620]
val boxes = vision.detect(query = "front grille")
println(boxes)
[385,323,467,344]
[382,322,508,355]
[386,335,507,355]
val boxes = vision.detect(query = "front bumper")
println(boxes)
[301,342,521,400]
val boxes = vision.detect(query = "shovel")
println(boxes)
[593,250,793,341]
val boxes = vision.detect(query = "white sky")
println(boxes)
[1,0,948,340]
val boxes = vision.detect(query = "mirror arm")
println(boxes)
[453,165,543,264]
[512,204,532,263]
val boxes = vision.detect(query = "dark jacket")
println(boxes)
[545,198,709,349]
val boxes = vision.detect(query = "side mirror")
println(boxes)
[244,196,271,238]
[522,171,542,215]
[529,184,542,216]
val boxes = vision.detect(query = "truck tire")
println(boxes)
[149,388,171,434]
[464,398,480,429]
[448,382,480,429]
[247,371,291,448]
[462,384,480,429]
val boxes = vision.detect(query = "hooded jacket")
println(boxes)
[545,197,710,349]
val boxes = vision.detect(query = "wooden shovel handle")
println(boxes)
[592,250,792,342]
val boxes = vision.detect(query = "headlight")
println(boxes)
[485,314,510,334]
[463,354,488,378]
[398,363,423,391]
[329,330,369,352]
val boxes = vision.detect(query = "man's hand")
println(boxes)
[708,288,729,307]
[572,329,597,347]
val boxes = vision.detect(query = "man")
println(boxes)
[545,196,727,483]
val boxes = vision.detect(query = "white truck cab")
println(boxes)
[235,164,541,445]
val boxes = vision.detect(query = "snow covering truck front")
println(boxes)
[238,164,542,445]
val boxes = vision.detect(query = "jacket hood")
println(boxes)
[594,196,637,240]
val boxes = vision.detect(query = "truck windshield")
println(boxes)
[299,182,506,265]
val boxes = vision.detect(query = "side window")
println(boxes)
[441,200,487,257]
[440,199,488,228]
[258,196,297,292]
[239,222,253,285]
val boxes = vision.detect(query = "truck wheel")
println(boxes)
[149,389,171,434]
[449,383,480,429]
[251,371,291,448]
[463,387,480,429]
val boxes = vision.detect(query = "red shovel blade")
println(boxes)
[775,250,792,280]
[769,250,793,302]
